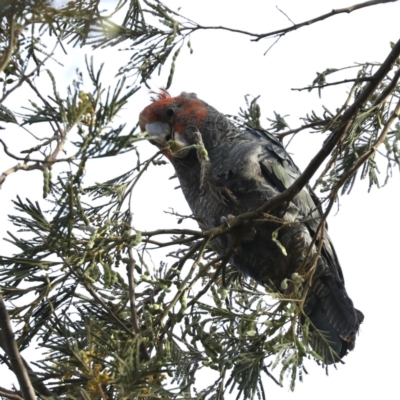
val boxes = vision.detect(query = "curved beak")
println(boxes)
[145,122,170,144]
[146,122,190,158]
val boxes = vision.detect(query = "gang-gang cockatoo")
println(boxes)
[139,90,363,364]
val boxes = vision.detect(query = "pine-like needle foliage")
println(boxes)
[1,2,400,400]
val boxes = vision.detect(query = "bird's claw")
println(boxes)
[220,214,235,227]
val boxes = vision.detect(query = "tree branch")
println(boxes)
[0,162,44,189]
[275,121,329,139]
[189,0,398,42]
[0,387,24,400]
[372,64,400,105]
[253,0,398,41]
[0,341,52,398]
[292,77,373,92]
[0,18,16,74]
[0,295,36,400]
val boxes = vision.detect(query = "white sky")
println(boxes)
[1,0,400,398]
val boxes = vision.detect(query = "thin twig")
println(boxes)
[128,253,141,334]
[372,65,400,105]
[253,0,398,41]
[276,6,296,25]
[0,37,61,103]
[185,0,398,43]
[159,237,211,326]
[25,77,63,135]
[60,256,136,338]
[330,96,400,197]
[262,364,282,388]
[186,251,233,309]
[136,240,205,316]
[275,121,328,139]
[127,217,151,361]
[81,280,135,337]
[0,353,12,369]
[0,18,16,74]
[314,65,400,189]
[263,35,282,56]
[292,77,373,92]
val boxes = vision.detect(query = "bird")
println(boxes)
[139,90,363,364]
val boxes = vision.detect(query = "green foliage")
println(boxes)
[307,63,400,194]
[0,1,400,400]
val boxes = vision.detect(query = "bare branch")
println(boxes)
[253,0,398,41]
[275,121,329,139]
[0,341,52,398]
[0,162,44,189]
[372,65,400,105]
[189,0,398,43]
[0,139,36,161]
[0,295,36,400]
[0,386,24,400]
[276,6,296,26]
[292,77,373,92]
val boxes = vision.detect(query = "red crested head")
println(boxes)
[139,91,211,159]
[139,91,208,133]
[139,91,235,160]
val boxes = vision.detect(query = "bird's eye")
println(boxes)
[166,108,175,117]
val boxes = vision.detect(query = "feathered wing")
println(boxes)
[245,128,363,362]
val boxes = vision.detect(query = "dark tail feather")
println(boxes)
[305,276,364,364]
